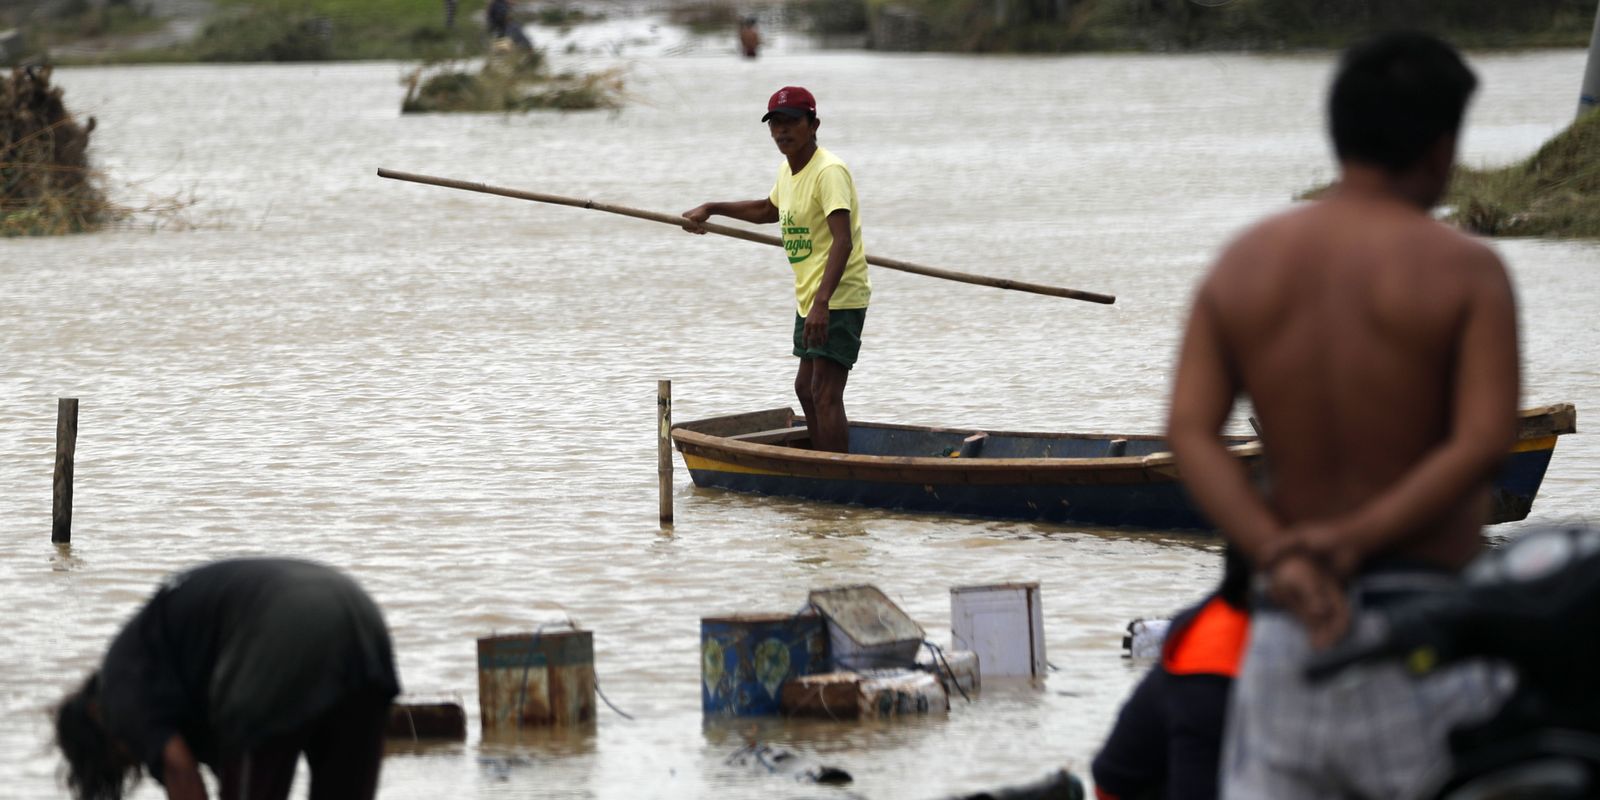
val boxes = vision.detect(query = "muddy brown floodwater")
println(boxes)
[2,47,1596,799]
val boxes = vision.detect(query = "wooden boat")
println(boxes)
[670,403,1577,531]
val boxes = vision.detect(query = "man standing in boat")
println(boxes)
[1166,32,1519,799]
[682,86,871,453]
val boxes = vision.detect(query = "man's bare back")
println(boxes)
[1171,34,1525,798]
[1199,178,1519,573]
[1168,162,1518,647]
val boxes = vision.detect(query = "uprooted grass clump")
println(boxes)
[1296,110,1600,240]
[1,65,119,236]
[401,50,624,113]
[1447,109,1600,239]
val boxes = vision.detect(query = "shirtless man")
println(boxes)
[1166,32,1518,799]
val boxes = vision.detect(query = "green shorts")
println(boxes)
[793,307,867,370]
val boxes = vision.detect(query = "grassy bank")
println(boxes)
[401,50,624,113]
[1449,109,1600,239]
[185,0,488,61]
[1297,111,1600,240]
[818,0,1598,52]
[31,0,496,63]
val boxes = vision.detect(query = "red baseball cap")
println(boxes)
[761,86,816,122]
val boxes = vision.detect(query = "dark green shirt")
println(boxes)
[98,559,400,782]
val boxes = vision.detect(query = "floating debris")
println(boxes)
[781,669,950,719]
[701,612,829,717]
[386,698,468,741]
[478,627,596,731]
[1122,618,1170,660]
[1,65,113,236]
[725,742,853,785]
[401,50,624,113]
[942,768,1085,800]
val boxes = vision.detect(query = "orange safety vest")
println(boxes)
[1161,596,1250,678]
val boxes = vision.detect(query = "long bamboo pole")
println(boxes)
[377,168,1116,305]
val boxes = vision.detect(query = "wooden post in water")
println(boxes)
[658,380,673,523]
[1581,0,1600,117]
[53,398,78,544]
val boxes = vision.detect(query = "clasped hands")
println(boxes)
[1259,520,1364,650]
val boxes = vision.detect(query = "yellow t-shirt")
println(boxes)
[768,146,871,316]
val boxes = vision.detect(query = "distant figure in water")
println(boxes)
[487,0,533,50]
[739,16,762,58]
[487,0,511,37]
[54,559,400,800]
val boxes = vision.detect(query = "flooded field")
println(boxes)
[2,43,1596,799]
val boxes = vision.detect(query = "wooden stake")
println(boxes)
[658,380,673,523]
[53,398,78,544]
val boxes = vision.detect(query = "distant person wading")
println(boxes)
[682,86,871,453]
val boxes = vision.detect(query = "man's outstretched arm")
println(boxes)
[681,199,779,231]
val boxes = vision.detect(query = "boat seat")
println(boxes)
[729,426,810,445]
[942,433,988,458]
[957,432,987,458]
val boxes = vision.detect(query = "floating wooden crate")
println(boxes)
[477,629,596,732]
[386,699,467,741]
[951,582,1047,679]
[780,669,949,719]
[701,612,829,716]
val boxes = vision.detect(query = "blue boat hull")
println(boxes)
[672,405,1575,532]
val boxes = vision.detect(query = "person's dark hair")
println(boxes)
[1329,31,1478,172]
[55,674,139,800]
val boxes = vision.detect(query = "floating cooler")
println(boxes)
[808,584,926,672]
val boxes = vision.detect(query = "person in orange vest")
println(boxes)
[1091,547,1251,800]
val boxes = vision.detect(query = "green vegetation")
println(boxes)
[1,66,117,236]
[801,0,1598,52]
[1297,111,1600,240]
[667,3,743,34]
[29,1,165,46]
[1,0,166,65]
[176,0,489,61]
[1448,109,1600,239]
[401,51,624,113]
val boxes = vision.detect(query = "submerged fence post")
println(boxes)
[658,380,673,523]
[1582,0,1600,117]
[53,398,78,544]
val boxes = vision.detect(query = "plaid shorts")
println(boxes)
[1222,589,1515,800]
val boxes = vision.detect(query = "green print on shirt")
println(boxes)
[780,210,811,264]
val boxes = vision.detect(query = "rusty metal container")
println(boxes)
[701,612,829,716]
[477,629,596,732]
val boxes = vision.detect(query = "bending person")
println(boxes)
[55,558,401,800]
